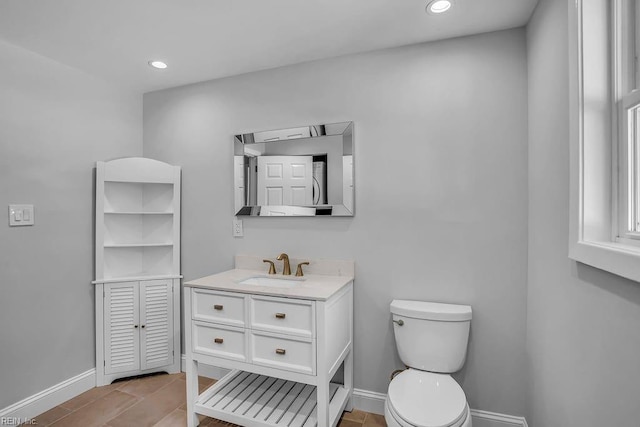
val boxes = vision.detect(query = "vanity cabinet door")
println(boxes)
[250,330,315,375]
[250,295,315,338]
[140,280,174,370]
[193,289,246,327]
[193,322,247,362]
[104,282,140,375]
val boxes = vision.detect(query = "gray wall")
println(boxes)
[0,39,141,408]
[144,29,529,416]
[526,1,640,426]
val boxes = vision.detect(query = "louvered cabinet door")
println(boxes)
[140,279,174,370]
[104,282,140,374]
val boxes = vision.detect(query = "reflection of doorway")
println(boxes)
[312,155,327,205]
[257,156,313,206]
[342,155,353,212]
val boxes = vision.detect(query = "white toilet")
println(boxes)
[385,300,473,427]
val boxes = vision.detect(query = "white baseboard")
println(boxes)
[0,369,96,425]
[351,388,386,415]
[469,409,528,427]
[179,355,528,427]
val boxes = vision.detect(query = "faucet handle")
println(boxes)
[295,261,310,277]
[263,259,277,275]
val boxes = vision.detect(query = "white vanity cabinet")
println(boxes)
[94,158,182,385]
[183,264,354,427]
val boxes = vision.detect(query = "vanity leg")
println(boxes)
[317,380,330,427]
[344,349,354,412]
[186,358,199,427]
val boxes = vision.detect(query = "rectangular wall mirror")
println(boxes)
[234,121,354,216]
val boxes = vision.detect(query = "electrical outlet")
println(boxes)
[233,218,243,237]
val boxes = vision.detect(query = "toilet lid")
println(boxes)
[388,370,467,427]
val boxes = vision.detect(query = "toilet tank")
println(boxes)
[391,300,472,373]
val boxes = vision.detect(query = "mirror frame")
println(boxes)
[234,121,354,217]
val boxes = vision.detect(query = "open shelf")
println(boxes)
[104,211,174,215]
[103,243,173,248]
[103,245,173,281]
[96,158,180,283]
[104,182,174,213]
[195,370,348,427]
[104,213,173,246]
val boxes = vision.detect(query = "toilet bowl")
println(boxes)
[387,300,473,427]
[384,370,471,427]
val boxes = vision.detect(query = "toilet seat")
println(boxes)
[387,369,468,427]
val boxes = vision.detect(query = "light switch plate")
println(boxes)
[233,218,243,237]
[9,204,34,226]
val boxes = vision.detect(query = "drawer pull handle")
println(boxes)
[213,304,224,310]
[275,313,286,319]
[275,348,286,355]
[214,338,224,344]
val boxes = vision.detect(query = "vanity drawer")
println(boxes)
[192,289,246,327]
[250,295,315,338]
[250,331,315,375]
[193,321,247,362]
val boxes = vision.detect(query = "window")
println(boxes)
[569,0,640,283]
[617,0,640,244]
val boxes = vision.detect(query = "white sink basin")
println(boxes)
[238,276,305,288]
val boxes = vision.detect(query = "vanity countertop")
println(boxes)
[183,268,354,301]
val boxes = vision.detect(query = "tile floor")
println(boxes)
[25,373,387,427]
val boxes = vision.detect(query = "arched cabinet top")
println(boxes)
[99,157,180,183]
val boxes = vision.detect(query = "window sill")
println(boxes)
[569,240,640,283]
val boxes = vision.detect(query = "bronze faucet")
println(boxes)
[276,253,291,275]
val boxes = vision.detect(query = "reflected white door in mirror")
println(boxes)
[234,121,354,217]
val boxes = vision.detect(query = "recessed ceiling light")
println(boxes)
[426,0,453,14]
[148,60,168,69]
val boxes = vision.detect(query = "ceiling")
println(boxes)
[0,0,538,94]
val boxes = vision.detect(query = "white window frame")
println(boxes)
[618,91,640,245]
[616,0,640,246]
[569,0,640,283]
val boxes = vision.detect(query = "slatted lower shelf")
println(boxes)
[194,370,349,427]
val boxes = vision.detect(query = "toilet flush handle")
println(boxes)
[392,319,404,326]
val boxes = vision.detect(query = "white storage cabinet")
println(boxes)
[94,157,182,386]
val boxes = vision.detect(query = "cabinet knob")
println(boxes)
[275,313,286,319]
[141,325,146,329]
[134,325,139,328]
[213,304,224,311]
[214,338,224,344]
[275,348,286,355]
